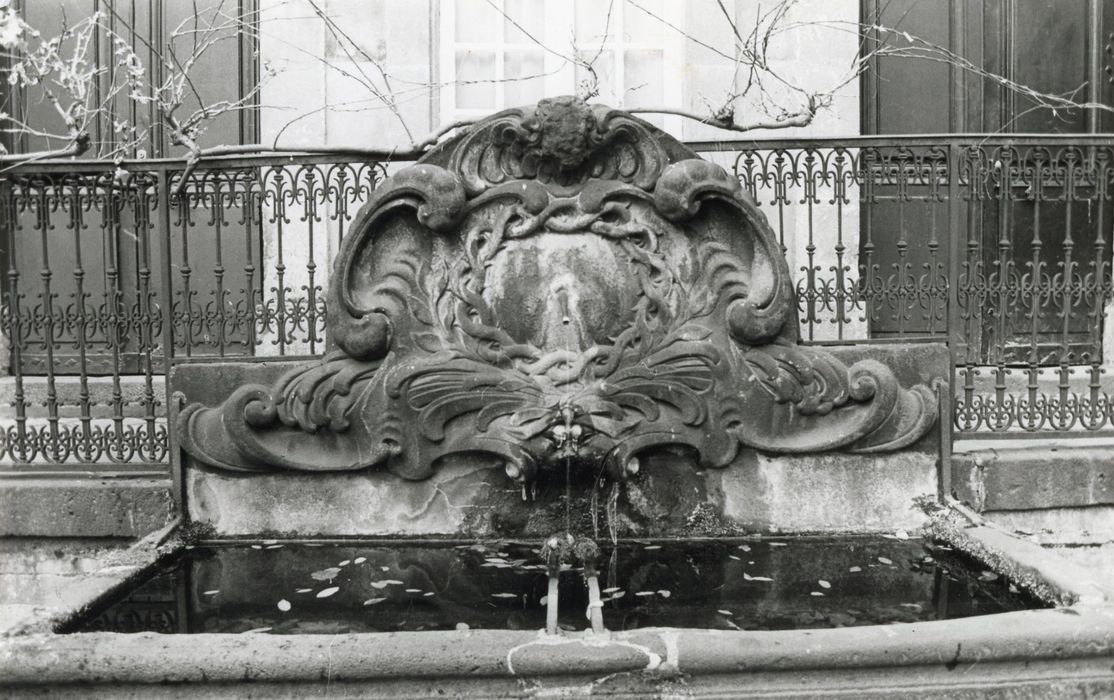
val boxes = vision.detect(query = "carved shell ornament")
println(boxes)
[179,97,937,483]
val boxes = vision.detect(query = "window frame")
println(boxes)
[438,0,685,134]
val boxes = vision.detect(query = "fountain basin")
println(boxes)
[2,510,1112,697]
[61,537,1040,635]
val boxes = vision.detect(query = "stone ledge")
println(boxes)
[1,609,1112,686]
[0,478,174,538]
[951,445,1114,512]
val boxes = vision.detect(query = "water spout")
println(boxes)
[575,537,605,634]
[541,532,574,635]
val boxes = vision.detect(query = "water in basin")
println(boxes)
[64,536,1044,634]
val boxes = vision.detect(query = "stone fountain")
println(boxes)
[4,99,1112,698]
[173,96,944,538]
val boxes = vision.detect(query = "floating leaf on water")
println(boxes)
[296,588,312,593]
[311,567,342,581]
[743,573,773,582]
[383,579,404,586]
[635,591,654,597]
[363,597,387,606]
[848,566,862,573]
[370,581,389,589]
[810,592,824,597]
[602,587,621,594]
[262,539,278,545]
[423,592,435,597]
[768,542,787,547]
[658,590,671,598]
[728,555,741,561]
[316,587,340,598]
[354,557,367,564]
[818,580,831,589]
[737,544,752,552]
[203,590,219,595]
[608,591,626,601]
[485,558,508,564]
[265,544,283,550]
[251,545,263,550]
[455,622,469,631]
[339,560,351,567]
[491,593,518,599]
[643,545,662,550]
[405,588,422,593]
[277,599,291,612]
[717,609,734,616]
[877,557,893,565]
[381,566,390,571]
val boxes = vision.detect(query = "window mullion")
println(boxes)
[614,1,625,107]
[495,0,506,108]
[662,0,686,135]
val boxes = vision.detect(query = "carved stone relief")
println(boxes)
[179,97,937,483]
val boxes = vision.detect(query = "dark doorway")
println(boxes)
[861,0,1114,366]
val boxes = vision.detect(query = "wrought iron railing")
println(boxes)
[2,134,1112,472]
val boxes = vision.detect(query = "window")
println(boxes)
[440,0,684,132]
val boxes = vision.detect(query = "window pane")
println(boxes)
[504,0,545,43]
[575,0,615,45]
[623,0,664,43]
[505,50,546,106]
[623,49,663,107]
[456,51,497,108]
[455,0,499,42]
[576,49,617,104]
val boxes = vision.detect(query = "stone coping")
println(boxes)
[2,509,1113,693]
[2,609,1113,686]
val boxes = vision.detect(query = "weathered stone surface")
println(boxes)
[0,478,173,537]
[985,506,1114,542]
[2,609,1113,693]
[187,458,491,536]
[713,450,936,533]
[188,445,936,536]
[928,512,1111,606]
[0,539,131,609]
[952,445,1114,512]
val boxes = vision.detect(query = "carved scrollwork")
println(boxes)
[179,97,938,482]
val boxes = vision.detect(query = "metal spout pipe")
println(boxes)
[541,532,574,635]
[574,537,605,634]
